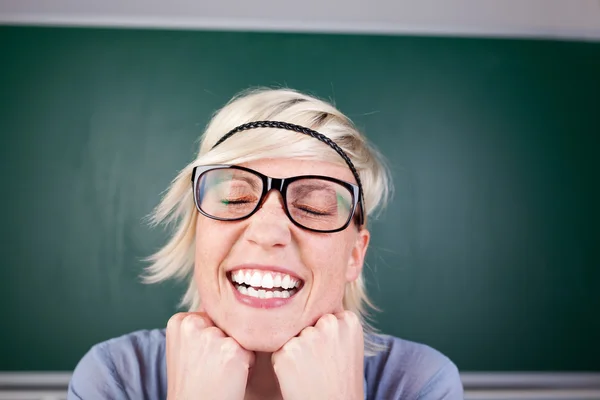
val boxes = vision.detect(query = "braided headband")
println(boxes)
[211,120,365,226]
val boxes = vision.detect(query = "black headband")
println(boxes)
[211,120,365,226]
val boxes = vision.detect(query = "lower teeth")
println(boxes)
[236,285,295,299]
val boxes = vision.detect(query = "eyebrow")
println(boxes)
[289,182,337,197]
[211,171,261,191]
[229,174,261,190]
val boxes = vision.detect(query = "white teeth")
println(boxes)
[236,271,245,284]
[250,272,262,287]
[281,275,291,289]
[262,274,274,289]
[237,285,295,299]
[231,269,303,295]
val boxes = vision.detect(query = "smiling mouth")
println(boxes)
[228,269,304,299]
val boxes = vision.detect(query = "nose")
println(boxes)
[243,190,292,249]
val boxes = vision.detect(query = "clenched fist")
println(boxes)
[272,311,365,400]
[166,312,255,400]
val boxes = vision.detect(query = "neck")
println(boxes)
[244,352,282,400]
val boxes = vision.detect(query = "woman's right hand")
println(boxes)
[166,312,255,400]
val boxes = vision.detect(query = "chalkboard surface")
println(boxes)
[0,27,598,371]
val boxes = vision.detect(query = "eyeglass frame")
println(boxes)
[191,164,362,233]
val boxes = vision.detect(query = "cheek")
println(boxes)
[303,235,355,305]
[193,219,235,300]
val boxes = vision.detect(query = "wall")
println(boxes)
[1,0,600,40]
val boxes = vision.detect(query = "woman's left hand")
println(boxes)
[271,311,364,400]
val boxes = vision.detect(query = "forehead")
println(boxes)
[238,158,356,184]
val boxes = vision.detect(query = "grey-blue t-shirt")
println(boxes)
[68,329,463,399]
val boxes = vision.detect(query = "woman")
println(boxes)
[68,88,463,399]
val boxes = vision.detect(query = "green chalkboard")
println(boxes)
[0,26,599,372]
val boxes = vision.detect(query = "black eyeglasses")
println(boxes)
[191,165,362,233]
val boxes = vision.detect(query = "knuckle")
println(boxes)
[167,312,188,326]
[180,314,203,335]
[344,310,360,325]
[166,312,188,330]
[221,336,236,347]
[316,313,338,330]
[203,326,223,336]
[220,337,238,354]
[300,326,318,339]
[282,337,301,354]
[181,314,196,334]
[199,326,224,344]
[220,338,245,366]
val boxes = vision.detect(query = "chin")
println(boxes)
[227,325,296,352]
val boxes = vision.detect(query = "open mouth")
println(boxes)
[228,269,304,299]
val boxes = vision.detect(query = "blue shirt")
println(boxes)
[68,329,463,399]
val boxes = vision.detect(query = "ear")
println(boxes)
[345,228,370,282]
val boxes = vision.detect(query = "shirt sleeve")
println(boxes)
[415,360,464,400]
[67,343,128,400]
[364,335,464,400]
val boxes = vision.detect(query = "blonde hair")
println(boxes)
[143,87,392,354]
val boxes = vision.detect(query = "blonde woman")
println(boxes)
[68,88,463,399]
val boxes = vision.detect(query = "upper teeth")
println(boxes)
[231,269,301,290]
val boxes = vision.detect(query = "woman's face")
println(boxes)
[194,158,370,352]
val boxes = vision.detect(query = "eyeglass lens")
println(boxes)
[196,168,354,231]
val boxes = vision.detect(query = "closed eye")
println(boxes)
[221,197,255,205]
[293,204,332,216]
